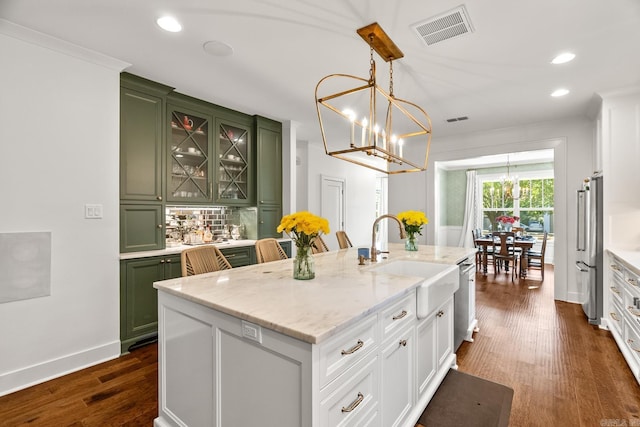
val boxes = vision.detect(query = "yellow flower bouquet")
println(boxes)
[277,211,330,279]
[397,210,428,251]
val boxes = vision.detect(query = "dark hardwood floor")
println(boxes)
[0,265,638,426]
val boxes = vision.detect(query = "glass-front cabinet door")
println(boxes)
[168,108,212,202]
[216,119,251,204]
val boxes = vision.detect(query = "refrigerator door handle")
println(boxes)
[576,190,586,251]
[575,260,591,272]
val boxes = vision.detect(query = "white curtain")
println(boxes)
[458,170,478,248]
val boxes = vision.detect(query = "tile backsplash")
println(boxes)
[165,206,257,243]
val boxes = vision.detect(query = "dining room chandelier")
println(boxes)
[501,155,519,200]
[315,22,432,174]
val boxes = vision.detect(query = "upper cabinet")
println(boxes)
[167,98,214,204]
[120,74,172,202]
[255,116,283,238]
[120,72,283,251]
[215,114,253,205]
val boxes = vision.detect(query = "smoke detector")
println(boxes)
[412,5,474,46]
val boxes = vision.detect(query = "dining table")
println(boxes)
[475,235,537,277]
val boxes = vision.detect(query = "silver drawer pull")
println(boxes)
[610,264,621,271]
[610,286,620,295]
[436,310,444,318]
[627,306,640,317]
[341,392,364,413]
[341,340,364,355]
[392,310,408,320]
[627,339,640,353]
[399,339,407,347]
[610,312,620,322]
[626,278,638,286]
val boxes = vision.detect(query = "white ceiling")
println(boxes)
[2,0,639,144]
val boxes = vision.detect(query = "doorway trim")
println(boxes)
[429,137,567,301]
[321,175,346,248]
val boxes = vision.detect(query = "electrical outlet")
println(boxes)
[85,204,103,219]
[241,320,262,343]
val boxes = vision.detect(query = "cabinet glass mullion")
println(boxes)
[216,120,250,203]
[168,108,211,202]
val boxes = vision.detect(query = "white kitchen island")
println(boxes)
[153,244,475,427]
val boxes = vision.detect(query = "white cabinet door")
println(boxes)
[415,313,437,397]
[436,298,454,368]
[381,325,415,427]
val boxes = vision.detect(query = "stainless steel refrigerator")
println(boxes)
[576,174,603,325]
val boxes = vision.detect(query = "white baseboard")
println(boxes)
[0,340,120,396]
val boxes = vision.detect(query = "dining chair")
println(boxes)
[311,235,329,254]
[471,229,483,269]
[255,238,289,263]
[181,245,233,277]
[526,231,548,280]
[336,230,353,249]
[492,231,519,282]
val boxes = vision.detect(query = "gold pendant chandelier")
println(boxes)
[315,22,432,174]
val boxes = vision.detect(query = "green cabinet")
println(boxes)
[120,74,171,202]
[120,204,164,253]
[167,100,214,203]
[216,114,253,205]
[219,245,255,267]
[120,254,181,353]
[255,117,283,238]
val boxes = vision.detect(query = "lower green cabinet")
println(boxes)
[279,240,292,257]
[219,245,255,267]
[120,254,181,353]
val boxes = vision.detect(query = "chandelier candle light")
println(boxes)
[315,22,432,174]
[277,211,330,280]
[397,210,429,251]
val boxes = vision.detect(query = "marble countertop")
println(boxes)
[153,243,475,344]
[607,248,640,273]
[119,239,290,260]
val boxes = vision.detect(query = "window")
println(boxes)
[480,171,554,235]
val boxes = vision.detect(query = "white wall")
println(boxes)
[599,88,640,251]
[388,117,595,303]
[0,22,127,395]
[296,142,381,250]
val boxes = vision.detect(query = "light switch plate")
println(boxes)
[85,204,103,219]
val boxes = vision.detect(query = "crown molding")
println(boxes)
[0,18,130,71]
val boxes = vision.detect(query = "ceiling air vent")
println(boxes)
[446,116,469,123]
[412,5,474,46]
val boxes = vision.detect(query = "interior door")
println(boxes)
[321,176,345,251]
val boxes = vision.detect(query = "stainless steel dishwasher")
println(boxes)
[454,258,477,350]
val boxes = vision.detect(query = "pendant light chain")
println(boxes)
[389,59,394,97]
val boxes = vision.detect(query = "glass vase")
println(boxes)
[405,232,418,251]
[293,245,315,280]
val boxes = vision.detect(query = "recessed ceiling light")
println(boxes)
[203,40,234,57]
[157,16,182,33]
[551,88,570,97]
[551,52,575,64]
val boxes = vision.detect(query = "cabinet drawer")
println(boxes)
[319,314,378,389]
[319,354,378,427]
[608,299,624,336]
[624,320,640,365]
[219,245,254,267]
[380,291,416,341]
[610,274,625,305]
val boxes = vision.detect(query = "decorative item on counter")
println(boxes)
[496,215,518,232]
[397,210,428,251]
[203,226,213,243]
[277,211,330,280]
